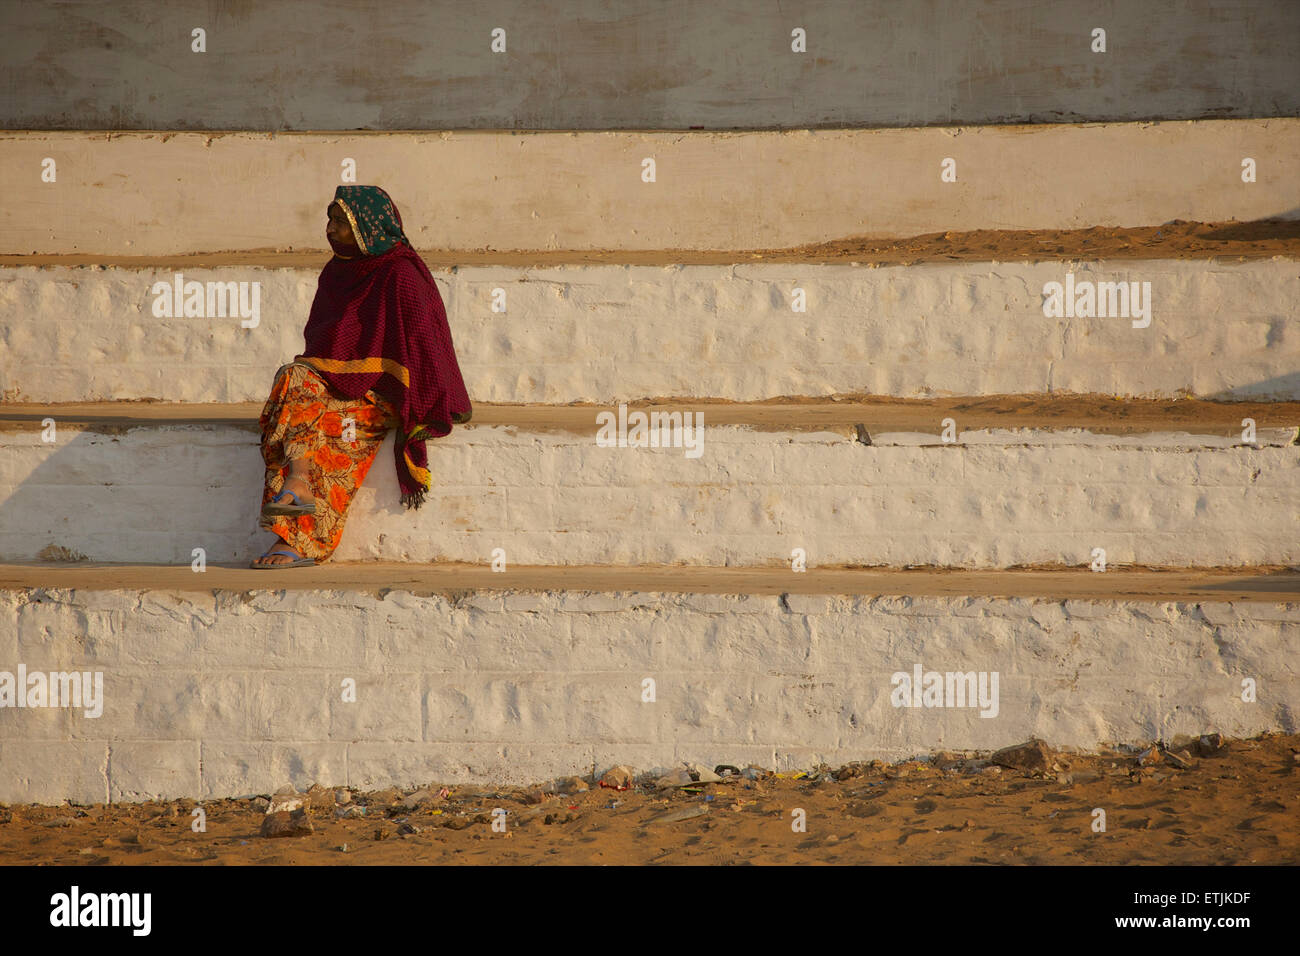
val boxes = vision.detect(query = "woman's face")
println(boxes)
[326,202,358,251]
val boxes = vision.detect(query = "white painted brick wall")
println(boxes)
[0,424,1295,567]
[3,260,1298,402]
[0,586,1294,803]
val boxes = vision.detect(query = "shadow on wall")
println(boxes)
[1198,572,1300,595]
[1205,373,1300,403]
[0,421,271,566]
[1201,212,1300,402]
[1199,217,1300,239]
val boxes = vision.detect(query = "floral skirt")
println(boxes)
[257,362,398,562]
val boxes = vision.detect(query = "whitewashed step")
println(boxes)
[0,406,1295,567]
[2,258,1298,403]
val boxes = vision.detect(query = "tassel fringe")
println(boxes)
[400,488,426,511]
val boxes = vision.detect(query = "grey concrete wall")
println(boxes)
[1,0,1296,130]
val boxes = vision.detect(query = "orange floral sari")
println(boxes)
[258,362,399,562]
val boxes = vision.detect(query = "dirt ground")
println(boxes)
[2,733,1296,866]
[3,218,1296,269]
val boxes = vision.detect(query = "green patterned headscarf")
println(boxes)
[330,185,410,257]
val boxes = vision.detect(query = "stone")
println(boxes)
[656,768,695,789]
[305,784,335,809]
[933,752,965,771]
[991,739,1053,773]
[335,790,352,805]
[250,797,270,813]
[1196,733,1225,757]
[400,788,441,810]
[335,806,365,819]
[364,787,403,806]
[520,790,547,805]
[685,763,722,784]
[657,764,722,789]
[893,761,928,778]
[598,765,636,790]
[260,809,313,838]
[647,805,709,824]
[555,775,590,795]
[268,787,304,814]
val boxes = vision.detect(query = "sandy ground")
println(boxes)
[1,734,1296,866]
[1,219,1296,269]
[3,395,1298,436]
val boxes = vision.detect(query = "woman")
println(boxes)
[252,185,472,568]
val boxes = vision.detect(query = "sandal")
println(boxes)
[262,486,317,517]
[250,545,316,569]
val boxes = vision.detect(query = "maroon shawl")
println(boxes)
[296,243,471,510]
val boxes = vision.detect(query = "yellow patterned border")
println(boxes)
[403,446,431,489]
[298,355,410,387]
[332,199,368,255]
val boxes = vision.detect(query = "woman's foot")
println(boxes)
[262,473,317,516]
[251,537,311,567]
[279,474,316,507]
